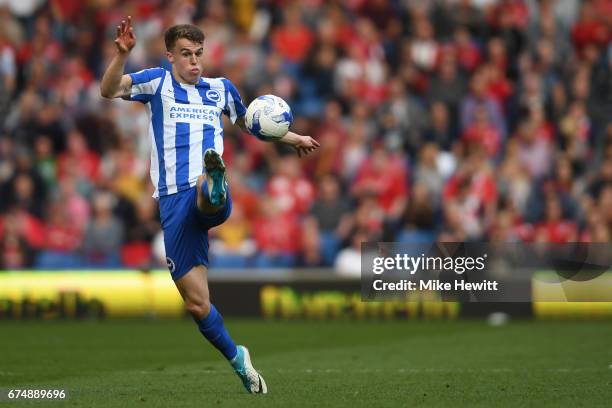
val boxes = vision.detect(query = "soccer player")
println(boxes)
[100,17,320,394]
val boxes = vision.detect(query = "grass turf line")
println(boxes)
[1,320,611,407]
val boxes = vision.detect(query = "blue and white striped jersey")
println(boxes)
[128,67,246,198]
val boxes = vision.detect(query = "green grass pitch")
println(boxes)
[1,319,612,407]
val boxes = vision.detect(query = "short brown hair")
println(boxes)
[164,24,205,51]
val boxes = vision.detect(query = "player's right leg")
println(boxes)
[174,264,267,394]
[174,265,237,360]
[160,180,266,394]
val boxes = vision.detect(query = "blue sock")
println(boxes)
[197,304,238,361]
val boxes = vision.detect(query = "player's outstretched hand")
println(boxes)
[294,135,320,158]
[115,16,136,54]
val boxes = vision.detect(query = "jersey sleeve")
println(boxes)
[221,78,247,124]
[128,67,165,103]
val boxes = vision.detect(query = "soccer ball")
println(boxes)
[244,95,293,141]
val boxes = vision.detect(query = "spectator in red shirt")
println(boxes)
[43,199,81,252]
[571,1,610,58]
[461,104,502,158]
[535,196,577,243]
[453,27,482,73]
[312,100,347,179]
[266,155,315,217]
[56,129,101,187]
[253,195,300,268]
[443,151,498,239]
[482,62,513,109]
[271,5,314,65]
[56,174,91,233]
[490,0,530,32]
[17,14,62,67]
[35,199,82,268]
[0,207,44,250]
[351,146,408,219]
[226,168,260,223]
[528,106,555,142]
[321,3,355,50]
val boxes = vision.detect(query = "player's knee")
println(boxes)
[185,297,211,319]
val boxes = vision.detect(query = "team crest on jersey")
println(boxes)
[166,257,176,273]
[206,90,221,102]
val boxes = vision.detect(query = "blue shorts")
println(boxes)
[159,186,232,281]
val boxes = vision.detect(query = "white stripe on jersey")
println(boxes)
[182,84,205,185]
[160,71,178,195]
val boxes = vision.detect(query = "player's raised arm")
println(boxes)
[100,16,136,99]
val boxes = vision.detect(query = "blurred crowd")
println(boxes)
[0,0,610,273]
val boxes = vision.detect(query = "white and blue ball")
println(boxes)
[245,95,293,141]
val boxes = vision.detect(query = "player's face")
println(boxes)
[167,38,204,84]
